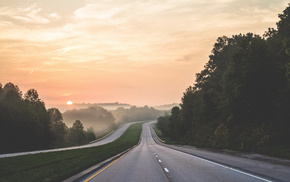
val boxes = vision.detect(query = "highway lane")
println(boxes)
[0,122,136,158]
[82,122,272,182]
[150,123,290,182]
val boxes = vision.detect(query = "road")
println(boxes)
[0,122,135,158]
[80,122,290,182]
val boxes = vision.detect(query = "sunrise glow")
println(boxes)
[66,101,73,106]
[1,0,288,107]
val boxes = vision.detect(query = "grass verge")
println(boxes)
[0,122,143,182]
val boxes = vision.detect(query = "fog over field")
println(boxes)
[49,102,178,113]
[62,104,169,135]
[63,106,116,135]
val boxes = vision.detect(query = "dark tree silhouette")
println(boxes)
[24,89,41,103]
[48,108,68,147]
[157,4,290,157]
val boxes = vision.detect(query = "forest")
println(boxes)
[62,105,164,136]
[0,82,164,153]
[0,83,97,153]
[111,106,164,123]
[157,4,290,157]
[63,106,116,135]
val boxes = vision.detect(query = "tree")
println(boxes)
[2,82,22,102]
[63,106,116,134]
[48,108,63,124]
[67,120,86,145]
[277,3,290,39]
[0,83,51,153]
[24,89,41,103]
[161,4,290,154]
[286,63,290,88]
[157,116,169,137]
[168,106,182,140]
[85,127,96,142]
[48,108,68,147]
[0,83,3,99]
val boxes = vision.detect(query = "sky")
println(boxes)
[0,0,289,107]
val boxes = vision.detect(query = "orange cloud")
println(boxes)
[0,0,289,106]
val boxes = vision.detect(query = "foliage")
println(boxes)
[65,120,86,145]
[157,4,290,157]
[0,83,51,153]
[63,106,115,135]
[0,123,143,182]
[0,83,96,153]
[48,108,68,147]
[156,115,169,137]
[111,105,164,123]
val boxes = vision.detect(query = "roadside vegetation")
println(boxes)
[157,4,290,159]
[0,122,142,182]
[0,83,99,153]
[63,106,116,135]
[111,106,164,123]
[0,81,163,154]
[153,123,175,145]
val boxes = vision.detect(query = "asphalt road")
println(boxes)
[0,122,135,158]
[81,122,288,182]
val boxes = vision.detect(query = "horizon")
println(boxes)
[1,0,289,106]
[47,101,179,113]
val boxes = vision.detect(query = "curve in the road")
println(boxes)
[80,122,284,182]
[0,122,137,158]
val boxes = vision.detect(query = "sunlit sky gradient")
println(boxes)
[0,0,289,106]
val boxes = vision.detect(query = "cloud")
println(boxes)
[0,4,50,24]
[74,4,120,20]
[50,12,61,20]
[176,54,196,62]
[1,0,289,105]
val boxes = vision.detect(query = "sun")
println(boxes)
[66,101,73,105]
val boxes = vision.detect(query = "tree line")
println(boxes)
[0,82,165,154]
[157,4,290,156]
[111,105,164,123]
[63,106,115,136]
[0,82,96,153]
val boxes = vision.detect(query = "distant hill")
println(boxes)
[63,106,115,134]
[48,102,132,112]
[152,103,179,111]
[48,102,179,113]
[111,106,165,123]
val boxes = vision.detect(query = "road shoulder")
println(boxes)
[150,123,290,182]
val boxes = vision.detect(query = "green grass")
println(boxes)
[0,122,143,182]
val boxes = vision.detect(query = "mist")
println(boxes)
[111,106,165,123]
[63,106,115,136]
[62,105,166,136]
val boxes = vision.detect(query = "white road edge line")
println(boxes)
[186,153,272,182]
[151,123,272,182]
